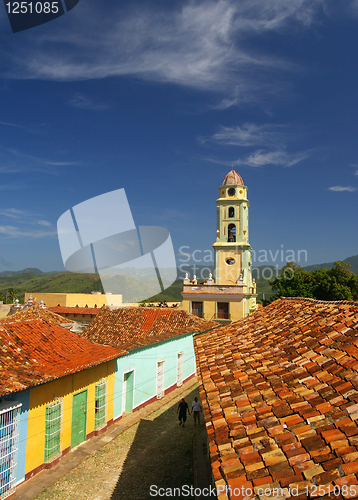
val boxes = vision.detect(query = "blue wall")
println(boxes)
[113,333,195,419]
[4,388,30,485]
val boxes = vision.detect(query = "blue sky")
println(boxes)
[0,0,357,273]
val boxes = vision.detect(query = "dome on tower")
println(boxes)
[222,170,244,186]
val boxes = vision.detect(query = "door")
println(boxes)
[123,371,134,413]
[157,360,165,399]
[71,391,87,448]
[177,352,183,387]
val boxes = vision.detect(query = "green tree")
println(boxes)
[6,288,19,304]
[269,261,358,302]
[269,262,314,300]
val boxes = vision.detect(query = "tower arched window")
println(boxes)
[228,207,235,218]
[228,224,236,242]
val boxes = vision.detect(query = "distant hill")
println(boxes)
[303,254,358,274]
[0,271,104,302]
[1,255,357,303]
[0,268,50,277]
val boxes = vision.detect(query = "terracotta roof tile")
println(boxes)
[194,298,358,492]
[50,306,101,316]
[1,305,76,325]
[0,318,124,396]
[80,307,217,350]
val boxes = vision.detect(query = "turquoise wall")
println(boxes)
[113,333,195,419]
[4,388,30,485]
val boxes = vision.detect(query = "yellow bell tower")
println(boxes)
[181,170,257,322]
[213,170,250,285]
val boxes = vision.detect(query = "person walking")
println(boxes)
[177,398,190,427]
[192,396,202,425]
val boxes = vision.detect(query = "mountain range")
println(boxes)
[0,255,357,303]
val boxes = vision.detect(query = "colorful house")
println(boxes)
[0,316,122,498]
[80,307,217,418]
[0,305,216,497]
[194,298,358,499]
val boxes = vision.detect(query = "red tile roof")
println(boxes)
[50,306,101,316]
[1,305,76,325]
[0,318,124,396]
[222,169,244,187]
[81,307,217,350]
[194,298,358,495]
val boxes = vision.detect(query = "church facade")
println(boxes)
[181,170,257,323]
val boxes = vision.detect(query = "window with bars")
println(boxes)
[94,382,107,430]
[0,401,21,500]
[44,400,62,463]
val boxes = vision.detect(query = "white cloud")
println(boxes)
[0,121,26,129]
[2,0,324,100]
[236,149,309,167]
[0,147,79,175]
[206,123,287,146]
[0,225,57,238]
[328,186,357,192]
[0,209,52,231]
[37,220,52,227]
[0,209,30,218]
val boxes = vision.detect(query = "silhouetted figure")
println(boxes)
[177,398,190,427]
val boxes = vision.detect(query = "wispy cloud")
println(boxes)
[0,121,28,130]
[203,123,288,147]
[202,148,309,168]
[2,0,324,102]
[328,186,357,192]
[0,120,46,134]
[236,149,309,167]
[37,220,52,227]
[200,120,309,167]
[0,147,80,175]
[0,209,30,218]
[0,208,53,235]
[69,93,109,110]
[0,225,57,238]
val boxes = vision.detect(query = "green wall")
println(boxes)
[113,333,195,418]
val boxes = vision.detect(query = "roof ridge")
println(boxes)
[280,296,358,306]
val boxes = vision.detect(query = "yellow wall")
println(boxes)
[25,360,115,475]
[24,292,122,308]
[217,248,242,285]
[181,297,245,322]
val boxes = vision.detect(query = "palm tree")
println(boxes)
[7,288,19,304]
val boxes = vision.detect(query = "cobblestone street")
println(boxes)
[12,378,213,500]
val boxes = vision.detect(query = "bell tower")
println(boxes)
[213,170,252,288]
[181,169,257,322]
